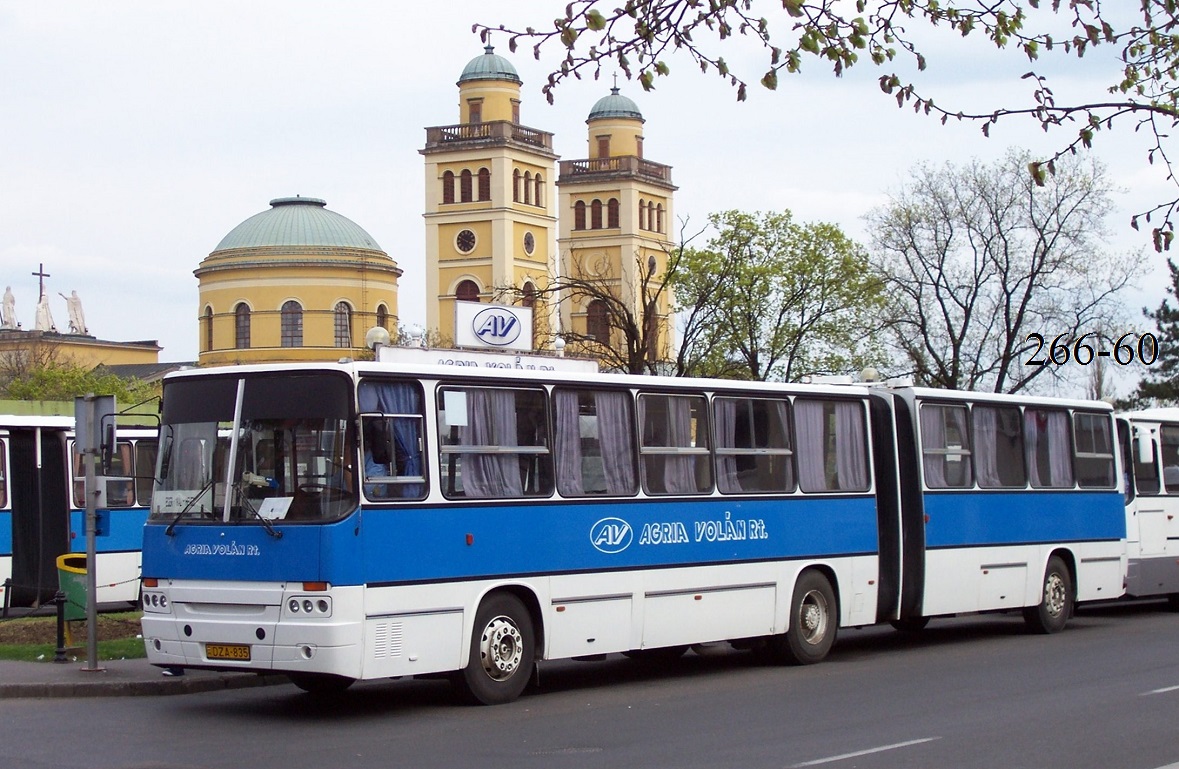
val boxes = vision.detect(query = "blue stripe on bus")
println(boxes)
[68,508,148,554]
[0,511,10,556]
[922,490,1125,548]
[142,495,881,585]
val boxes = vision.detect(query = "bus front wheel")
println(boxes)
[1023,555,1073,634]
[455,593,535,705]
[771,570,837,665]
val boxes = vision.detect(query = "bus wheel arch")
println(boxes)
[769,566,839,665]
[454,589,538,705]
[1024,552,1074,634]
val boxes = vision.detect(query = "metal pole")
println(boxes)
[53,590,68,664]
[82,394,102,672]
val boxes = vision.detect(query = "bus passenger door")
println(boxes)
[8,429,70,607]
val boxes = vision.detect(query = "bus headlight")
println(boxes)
[142,591,172,614]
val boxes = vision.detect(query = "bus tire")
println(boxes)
[889,616,930,633]
[288,672,355,695]
[1023,555,1073,634]
[455,593,535,706]
[772,570,837,665]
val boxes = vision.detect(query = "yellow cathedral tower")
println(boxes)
[557,87,677,364]
[421,46,558,347]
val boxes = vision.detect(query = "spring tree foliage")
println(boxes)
[480,1,1179,249]
[867,148,1145,393]
[670,210,887,381]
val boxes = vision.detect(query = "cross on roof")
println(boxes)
[31,262,50,297]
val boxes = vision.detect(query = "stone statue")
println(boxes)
[59,290,87,334]
[35,291,56,332]
[1,286,15,329]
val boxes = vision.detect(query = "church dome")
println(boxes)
[588,87,644,121]
[212,196,382,252]
[458,45,521,84]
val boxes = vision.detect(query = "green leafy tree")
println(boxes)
[482,1,1179,248]
[671,210,887,381]
[3,361,159,404]
[868,149,1144,392]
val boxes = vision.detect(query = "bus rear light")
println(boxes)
[143,578,158,588]
[302,582,328,592]
[287,595,332,617]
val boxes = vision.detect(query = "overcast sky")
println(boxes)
[1,2,1169,386]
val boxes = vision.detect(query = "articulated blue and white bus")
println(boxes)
[138,355,1125,703]
[0,415,155,610]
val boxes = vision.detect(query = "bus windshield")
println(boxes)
[150,372,357,524]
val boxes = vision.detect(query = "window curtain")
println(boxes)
[920,406,947,488]
[973,407,1001,487]
[554,390,584,496]
[359,381,424,497]
[714,398,739,492]
[596,390,636,494]
[460,389,523,498]
[834,401,868,490]
[795,400,828,492]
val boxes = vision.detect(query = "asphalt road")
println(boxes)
[4,601,1179,769]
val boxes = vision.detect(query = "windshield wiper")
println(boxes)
[237,476,283,539]
[164,478,215,537]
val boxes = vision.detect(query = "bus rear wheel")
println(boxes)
[1023,555,1073,634]
[455,593,535,705]
[770,570,837,665]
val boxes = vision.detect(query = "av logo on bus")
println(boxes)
[590,517,633,554]
[473,307,522,347]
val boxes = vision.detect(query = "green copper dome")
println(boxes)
[458,45,521,84]
[213,196,382,252]
[588,87,644,121]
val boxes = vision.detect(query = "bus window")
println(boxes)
[358,379,427,501]
[1073,413,1115,489]
[73,440,134,507]
[973,405,1026,488]
[794,399,868,493]
[553,388,637,496]
[135,439,158,505]
[714,396,794,494]
[1161,425,1179,493]
[1025,408,1075,489]
[638,393,712,495]
[1134,434,1161,495]
[438,386,552,499]
[920,403,972,489]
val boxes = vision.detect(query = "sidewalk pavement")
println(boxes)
[0,656,290,698]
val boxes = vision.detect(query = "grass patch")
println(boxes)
[0,637,147,662]
[0,612,146,662]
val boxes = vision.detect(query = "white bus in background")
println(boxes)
[1118,408,1179,607]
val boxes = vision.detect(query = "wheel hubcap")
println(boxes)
[799,589,829,646]
[479,615,523,681]
[1044,572,1067,617]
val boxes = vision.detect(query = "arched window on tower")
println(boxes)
[460,170,473,203]
[442,171,455,204]
[607,198,620,228]
[574,200,586,230]
[534,175,544,208]
[478,168,491,202]
[203,306,213,352]
[334,302,353,348]
[281,300,303,348]
[523,172,532,205]
[456,280,481,303]
[591,199,603,229]
[234,303,251,349]
[647,201,656,231]
[513,169,521,203]
[638,199,647,230]
[587,299,610,344]
[656,204,664,233]
[376,304,389,330]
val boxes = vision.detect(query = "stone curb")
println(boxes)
[0,672,290,699]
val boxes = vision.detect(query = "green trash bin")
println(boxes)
[56,554,87,622]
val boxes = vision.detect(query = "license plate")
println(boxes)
[205,643,251,661]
